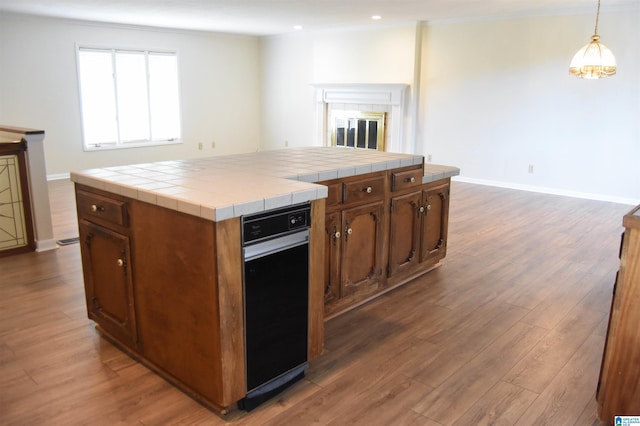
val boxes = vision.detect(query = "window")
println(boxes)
[76,46,181,150]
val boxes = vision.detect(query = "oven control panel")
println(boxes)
[243,203,311,244]
[288,211,309,230]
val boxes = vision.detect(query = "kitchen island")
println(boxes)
[70,147,458,412]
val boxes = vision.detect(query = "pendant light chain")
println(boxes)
[594,0,600,35]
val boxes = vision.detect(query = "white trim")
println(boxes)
[36,239,59,252]
[454,176,640,206]
[313,83,409,152]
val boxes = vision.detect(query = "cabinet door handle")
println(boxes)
[333,231,341,239]
[419,206,425,213]
[344,225,353,241]
[117,258,124,267]
[427,204,432,211]
[363,186,373,194]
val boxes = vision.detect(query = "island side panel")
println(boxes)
[597,208,640,420]
[309,199,326,360]
[130,200,226,409]
[214,217,247,407]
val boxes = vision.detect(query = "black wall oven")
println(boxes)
[239,203,311,411]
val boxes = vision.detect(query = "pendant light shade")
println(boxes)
[569,0,616,79]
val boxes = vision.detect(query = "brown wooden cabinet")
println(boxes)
[420,181,450,264]
[0,140,35,256]
[340,200,385,298]
[75,184,325,413]
[77,189,137,350]
[324,210,341,304]
[322,172,387,316]
[322,166,452,317]
[388,190,422,276]
[597,204,640,422]
[388,179,449,278]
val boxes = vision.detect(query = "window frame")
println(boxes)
[75,44,183,151]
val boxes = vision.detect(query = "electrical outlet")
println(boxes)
[284,140,289,147]
[211,141,216,149]
[427,154,433,162]
[528,164,534,174]
[198,142,203,150]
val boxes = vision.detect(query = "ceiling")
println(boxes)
[0,0,637,36]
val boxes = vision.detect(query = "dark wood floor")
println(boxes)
[1,179,630,425]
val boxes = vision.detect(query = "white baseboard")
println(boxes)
[453,176,639,206]
[36,239,59,252]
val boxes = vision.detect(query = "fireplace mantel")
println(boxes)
[313,83,409,152]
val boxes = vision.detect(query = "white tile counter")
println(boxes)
[71,147,449,222]
[423,163,460,183]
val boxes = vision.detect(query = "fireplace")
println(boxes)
[331,110,386,151]
[313,83,408,152]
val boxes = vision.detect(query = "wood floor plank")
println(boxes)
[409,302,530,388]
[515,333,607,425]
[412,321,549,424]
[263,340,435,425]
[325,375,432,426]
[453,381,539,426]
[575,391,605,426]
[504,302,606,393]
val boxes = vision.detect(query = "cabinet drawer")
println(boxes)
[77,190,128,227]
[343,176,385,205]
[392,169,422,192]
[325,182,343,208]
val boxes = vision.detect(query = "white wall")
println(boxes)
[0,14,262,176]
[260,11,639,204]
[259,33,315,150]
[312,25,417,84]
[2,11,638,204]
[259,24,418,151]
[419,11,640,204]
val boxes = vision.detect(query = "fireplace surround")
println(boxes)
[313,83,408,152]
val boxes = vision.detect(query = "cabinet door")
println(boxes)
[79,220,137,347]
[420,183,450,264]
[388,191,422,276]
[324,211,342,304]
[341,201,385,297]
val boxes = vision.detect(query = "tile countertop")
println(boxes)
[423,163,461,183]
[70,147,459,222]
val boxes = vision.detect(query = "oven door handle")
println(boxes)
[243,230,309,262]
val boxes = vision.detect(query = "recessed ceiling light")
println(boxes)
[371,15,382,20]
[293,25,303,30]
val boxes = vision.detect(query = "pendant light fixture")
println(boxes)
[569,0,617,79]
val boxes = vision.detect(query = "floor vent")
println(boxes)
[57,237,79,246]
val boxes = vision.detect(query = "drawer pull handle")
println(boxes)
[409,177,416,183]
[363,186,373,194]
[91,204,105,213]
